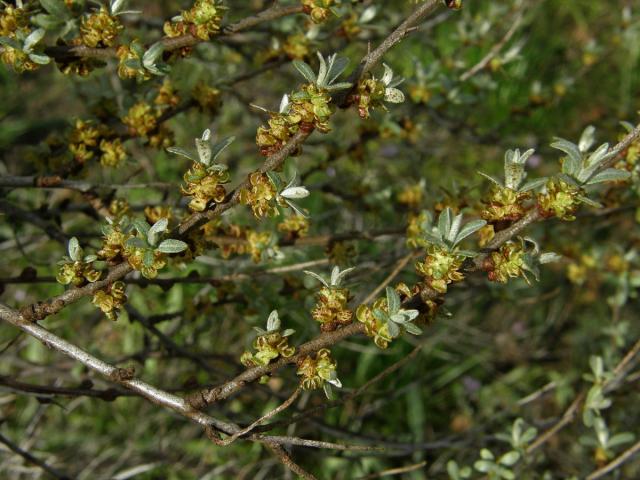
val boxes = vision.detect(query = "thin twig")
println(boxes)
[586,440,640,480]
[0,431,72,480]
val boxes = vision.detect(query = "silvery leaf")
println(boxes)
[68,237,81,261]
[585,168,630,185]
[384,87,405,103]
[266,310,280,332]
[304,270,329,288]
[381,63,394,86]
[157,239,188,254]
[280,186,309,199]
[386,286,401,314]
[24,28,45,52]
[195,133,212,166]
[211,136,234,162]
[292,60,316,84]
[403,322,422,336]
[387,320,400,338]
[454,219,487,245]
[166,146,197,162]
[578,125,596,152]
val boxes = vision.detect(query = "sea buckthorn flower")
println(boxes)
[484,238,561,284]
[246,230,278,263]
[537,126,631,220]
[414,208,486,294]
[116,42,149,80]
[164,0,226,41]
[79,7,122,48]
[98,217,133,263]
[398,181,424,210]
[170,129,233,212]
[296,348,341,399]
[57,237,101,287]
[301,0,336,23]
[108,199,131,221]
[239,172,279,218]
[278,215,310,240]
[282,33,312,60]
[92,281,127,321]
[155,79,180,108]
[0,27,51,73]
[144,206,172,225]
[123,218,188,278]
[99,138,127,168]
[357,286,422,349]
[193,82,221,112]
[0,6,29,37]
[479,148,546,223]
[240,310,296,368]
[256,53,350,156]
[305,266,355,332]
[444,0,463,10]
[122,102,158,138]
[351,63,405,119]
[537,179,581,221]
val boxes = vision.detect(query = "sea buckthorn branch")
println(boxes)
[187,122,640,407]
[0,302,376,479]
[40,4,304,63]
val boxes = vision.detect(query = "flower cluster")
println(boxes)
[68,120,127,167]
[239,172,279,217]
[206,224,278,262]
[398,182,424,210]
[116,41,151,81]
[193,82,221,113]
[98,217,187,278]
[356,285,424,349]
[305,266,354,332]
[57,238,101,287]
[416,244,465,294]
[484,241,529,283]
[155,80,180,108]
[240,311,296,368]
[164,0,226,41]
[351,64,405,119]
[68,120,104,163]
[170,129,233,212]
[278,215,310,240]
[92,281,127,321]
[482,187,530,222]
[122,102,161,144]
[109,199,131,221]
[296,348,341,398]
[0,8,50,72]
[479,149,545,223]
[99,139,127,167]
[144,206,172,225]
[413,208,486,294]
[98,219,132,263]
[256,53,350,156]
[79,7,122,48]
[536,179,580,221]
[301,0,335,23]
[182,162,229,211]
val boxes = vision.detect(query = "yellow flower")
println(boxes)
[79,7,122,48]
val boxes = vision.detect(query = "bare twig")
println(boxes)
[586,440,640,480]
[0,431,72,480]
[459,12,524,82]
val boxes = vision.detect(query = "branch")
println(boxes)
[44,5,304,61]
[586,440,640,480]
[0,432,72,480]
